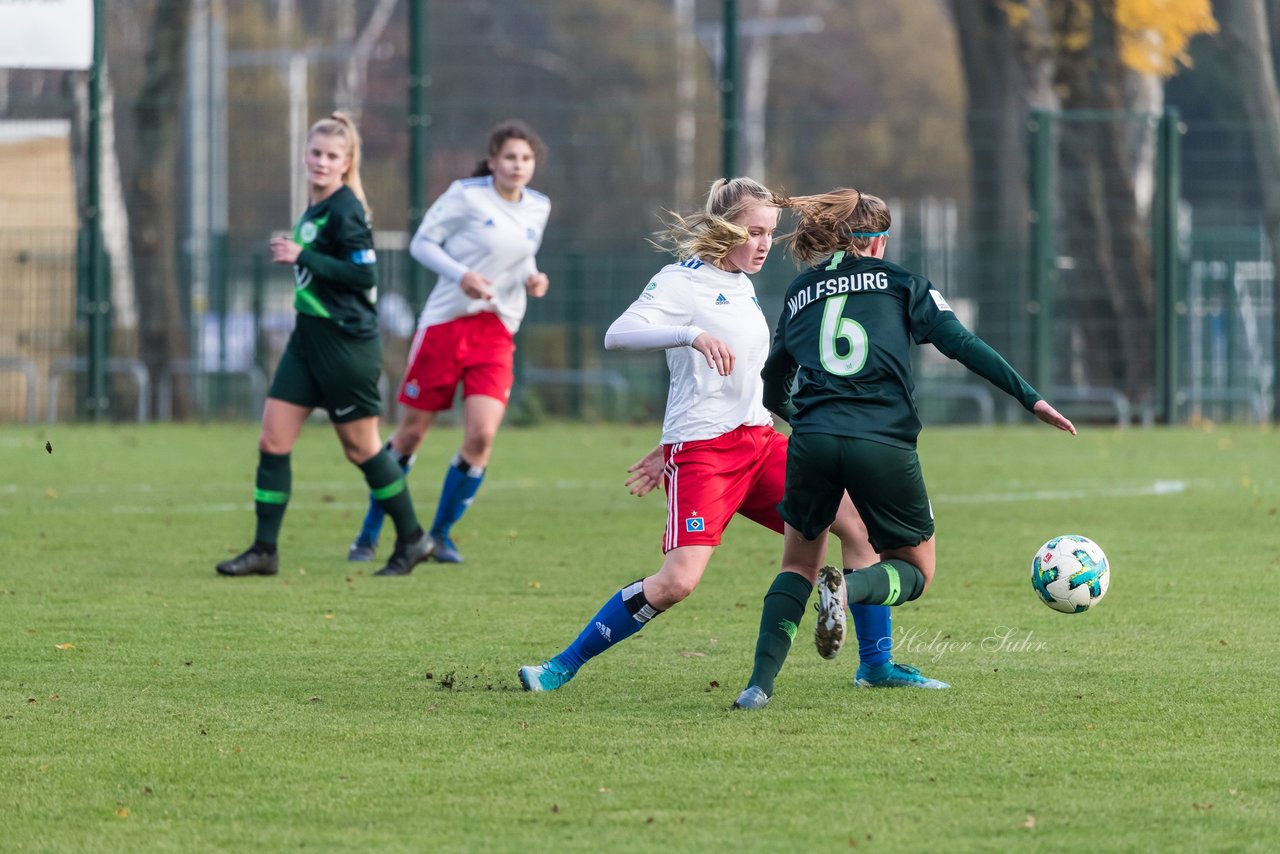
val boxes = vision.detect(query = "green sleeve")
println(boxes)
[761,329,799,423]
[925,315,1042,411]
[296,247,377,291]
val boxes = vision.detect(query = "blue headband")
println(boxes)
[847,230,889,238]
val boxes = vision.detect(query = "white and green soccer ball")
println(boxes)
[1031,534,1110,613]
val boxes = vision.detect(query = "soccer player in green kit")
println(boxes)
[732,188,1077,709]
[215,112,434,579]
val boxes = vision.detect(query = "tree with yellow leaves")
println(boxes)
[952,0,1218,404]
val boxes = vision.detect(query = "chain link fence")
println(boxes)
[0,3,1273,425]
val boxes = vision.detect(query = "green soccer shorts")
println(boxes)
[779,431,935,552]
[268,314,382,423]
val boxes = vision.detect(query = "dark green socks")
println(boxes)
[359,450,422,540]
[747,571,814,697]
[845,559,927,606]
[254,451,291,546]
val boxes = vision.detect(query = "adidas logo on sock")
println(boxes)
[595,621,612,642]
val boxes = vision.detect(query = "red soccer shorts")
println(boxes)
[398,312,515,412]
[660,423,788,552]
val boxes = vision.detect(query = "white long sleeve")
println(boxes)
[409,230,470,282]
[604,311,705,351]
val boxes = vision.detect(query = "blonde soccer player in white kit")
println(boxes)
[350,120,551,572]
[519,178,944,699]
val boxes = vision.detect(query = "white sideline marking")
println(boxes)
[936,479,1188,503]
[0,479,1192,515]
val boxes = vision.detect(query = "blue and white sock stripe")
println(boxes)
[620,580,660,623]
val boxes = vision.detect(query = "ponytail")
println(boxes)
[783,188,890,267]
[308,111,370,218]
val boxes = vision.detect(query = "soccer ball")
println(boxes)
[1031,534,1110,613]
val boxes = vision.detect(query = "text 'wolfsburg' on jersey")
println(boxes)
[290,184,379,338]
[762,252,1042,449]
[625,257,774,445]
[415,175,551,335]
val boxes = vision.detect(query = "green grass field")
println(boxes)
[2,421,1278,852]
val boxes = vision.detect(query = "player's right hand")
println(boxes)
[624,445,664,497]
[692,332,735,376]
[460,271,494,301]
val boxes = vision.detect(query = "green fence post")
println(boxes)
[252,251,267,381]
[85,0,108,421]
[1154,107,1182,424]
[1028,109,1055,401]
[720,0,738,179]
[407,0,429,312]
[567,250,585,418]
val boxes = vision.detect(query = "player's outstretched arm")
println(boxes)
[1032,400,1077,436]
[624,444,665,497]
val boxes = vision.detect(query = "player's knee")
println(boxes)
[917,564,934,596]
[395,426,427,454]
[258,434,289,455]
[464,428,497,459]
[646,573,697,608]
[662,577,698,605]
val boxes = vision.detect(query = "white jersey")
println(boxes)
[611,258,774,444]
[414,176,551,334]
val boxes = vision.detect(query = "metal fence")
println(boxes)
[0,6,1274,426]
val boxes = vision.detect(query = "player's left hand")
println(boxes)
[624,445,664,497]
[1033,399,1077,435]
[525,272,550,298]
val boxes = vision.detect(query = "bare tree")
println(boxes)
[948,0,1053,356]
[126,0,194,417]
[1052,0,1157,401]
[1215,0,1280,422]
[741,0,778,182]
[333,0,400,122]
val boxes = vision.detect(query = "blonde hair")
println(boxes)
[308,111,370,217]
[651,177,782,265]
[783,188,890,267]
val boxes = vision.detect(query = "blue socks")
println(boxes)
[553,580,662,672]
[850,603,893,669]
[430,453,484,539]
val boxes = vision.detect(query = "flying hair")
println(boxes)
[308,111,370,218]
[783,188,890,267]
[651,177,784,264]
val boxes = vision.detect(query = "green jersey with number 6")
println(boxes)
[763,251,1041,449]
[290,184,380,339]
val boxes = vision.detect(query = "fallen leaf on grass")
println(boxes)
[116,807,130,818]
[54,643,75,650]
[1020,815,1036,829]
